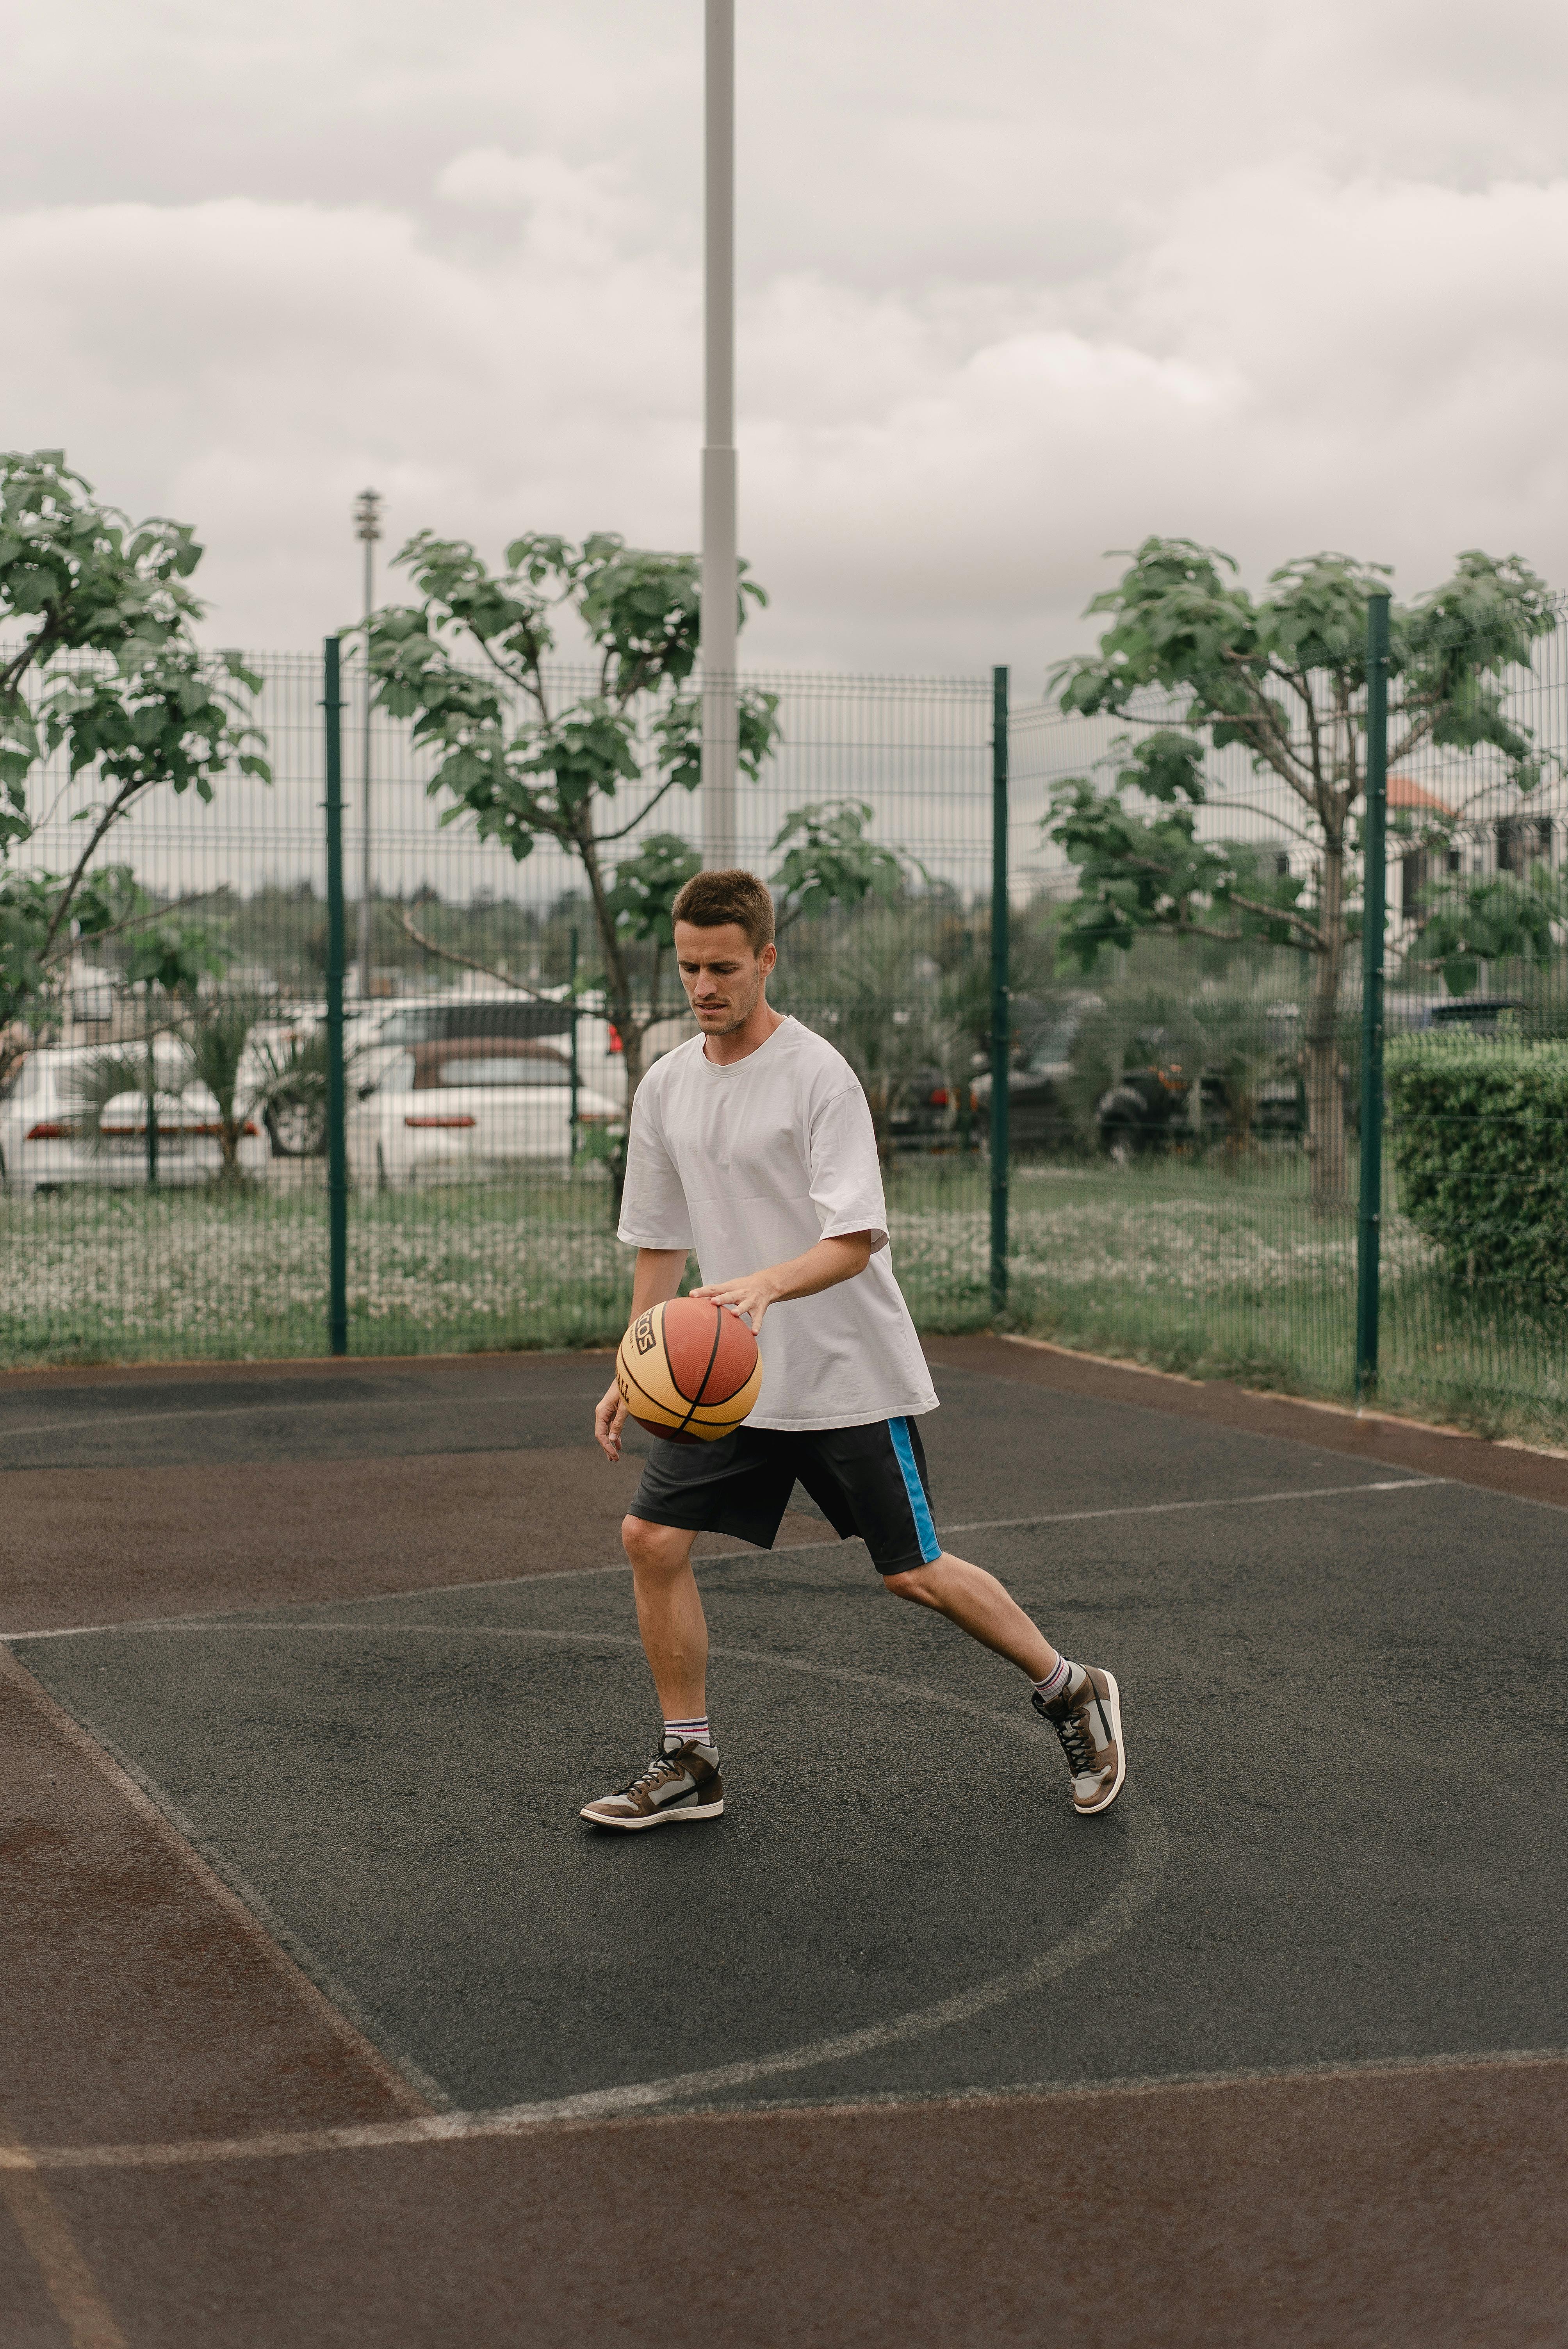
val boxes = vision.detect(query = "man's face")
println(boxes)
[674,920,777,1036]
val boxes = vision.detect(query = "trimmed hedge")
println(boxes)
[1386,1035,1568,1304]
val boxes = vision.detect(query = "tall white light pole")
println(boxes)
[354,487,383,998]
[700,0,738,870]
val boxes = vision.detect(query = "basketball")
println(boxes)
[615,1297,762,1444]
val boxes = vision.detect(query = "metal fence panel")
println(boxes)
[2,657,996,1365]
[6,609,1568,1449]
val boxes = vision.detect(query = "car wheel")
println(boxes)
[265,1095,327,1158]
[1096,1087,1150,1166]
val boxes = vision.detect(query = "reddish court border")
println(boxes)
[5,2049,1568,2345]
[5,1342,1568,2344]
[0,1446,834,1636]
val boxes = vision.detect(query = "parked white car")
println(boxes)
[346,1023,620,1189]
[0,1044,270,1196]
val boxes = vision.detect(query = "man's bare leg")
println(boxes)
[579,1515,722,1828]
[884,1551,1058,1680]
[885,1551,1126,1816]
[621,1514,709,1720]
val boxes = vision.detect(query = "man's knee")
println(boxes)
[883,1560,944,1608]
[622,1515,693,1576]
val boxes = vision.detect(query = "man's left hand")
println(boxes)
[690,1269,780,1335]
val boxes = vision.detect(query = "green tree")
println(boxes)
[770,802,907,931]
[1046,540,1557,1199]
[604,831,702,1032]
[366,530,780,1101]
[1403,861,1568,1000]
[0,451,270,1080]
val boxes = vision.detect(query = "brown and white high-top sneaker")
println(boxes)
[1033,1665,1125,1816]
[579,1738,725,1830]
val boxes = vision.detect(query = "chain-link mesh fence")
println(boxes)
[2,656,996,1365]
[1005,595,1568,1442]
[5,611,1568,1444]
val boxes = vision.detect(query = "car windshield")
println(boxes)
[1022,1018,1080,1067]
[434,1052,571,1089]
[376,1011,444,1047]
[376,1004,575,1048]
[1430,1000,1518,1028]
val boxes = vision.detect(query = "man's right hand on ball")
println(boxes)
[595,1379,629,1463]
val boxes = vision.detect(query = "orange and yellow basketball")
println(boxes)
[615,1297,762,1444]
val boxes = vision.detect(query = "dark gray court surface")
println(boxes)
[0,1359,622,1472]
[12,1357,1568,2123]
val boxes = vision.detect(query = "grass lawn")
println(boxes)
[3,1153,1565,1446]
[1003,1157,1568,1447]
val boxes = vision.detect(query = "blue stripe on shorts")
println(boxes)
[887,1417,942,1565]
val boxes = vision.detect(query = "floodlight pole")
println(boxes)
[354,487,383,999]
[700,0,738,870]
[989,667,1010,1319]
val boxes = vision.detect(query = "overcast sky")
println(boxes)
[6,0,1568,686]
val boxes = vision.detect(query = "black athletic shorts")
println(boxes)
[628,1417,943,1577]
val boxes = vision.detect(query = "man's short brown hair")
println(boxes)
[670,867,775,953]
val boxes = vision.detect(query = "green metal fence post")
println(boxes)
[568,925,580,1160]
[1355,590,1390,1401]
[143,999,159,1191]
[989,664,1010,1319]
[323,635,349,1358]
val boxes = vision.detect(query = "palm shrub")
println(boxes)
[67,1046,162,1155]
[66,995,338,1183]
[183,993,269,1179]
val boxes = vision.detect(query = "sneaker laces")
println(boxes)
[1047,1706,1097,1780]
[616,1748,688,1799]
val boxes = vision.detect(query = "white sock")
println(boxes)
[664,1715,713,1751]
[1031,1656,1079,1704]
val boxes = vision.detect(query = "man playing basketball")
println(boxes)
[584,869,1125,1830]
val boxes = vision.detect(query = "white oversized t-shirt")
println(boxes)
[617,1017,938,1431]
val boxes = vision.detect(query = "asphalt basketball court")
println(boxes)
[2,1334,1566,2345]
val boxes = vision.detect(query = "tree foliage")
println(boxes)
[1049,541,1554,960]
[366,529,779,1097]
[1403,863,1568,1000]
[0,451,269,1075]
[367,530,918,1102]
[606,832,703,954]
[1044,538,1559,1195]
[771,801,910,932]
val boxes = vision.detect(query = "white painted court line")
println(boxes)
[0,2116,128,2343]
[7,2041,1566,2180]
[0,1642,445,2122]
[940,1476,1441,1537]
[0,1629,1169,2161]
[0,1476,1443,1645]
[0,1579,1547,2186]
[0,1391,592,1443]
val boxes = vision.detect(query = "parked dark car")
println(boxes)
[1418,995,1523,1033]
[1094,1053,1231,1162]
[889,1067,978,1153]
[970,995,1101,1153]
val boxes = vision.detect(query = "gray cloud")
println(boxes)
[5,1,1567,686]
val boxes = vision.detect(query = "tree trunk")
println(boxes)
[575,822,651,1228]
[576,821,645,1104]
[1303,844,1347,1206]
